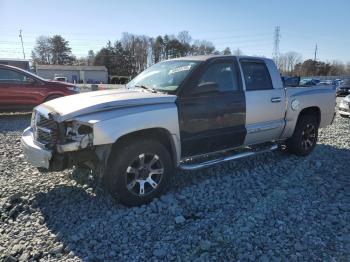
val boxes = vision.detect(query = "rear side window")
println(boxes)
[241,61,273,91]
[198,62,240,92]
[0,69,10,81]
[0,68,27,82]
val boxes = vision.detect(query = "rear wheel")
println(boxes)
[286,115,318,156]
[103,138,173,206]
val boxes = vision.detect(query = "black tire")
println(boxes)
[286,115,318,156]
[339,114,348,118]
[103,138,173,206]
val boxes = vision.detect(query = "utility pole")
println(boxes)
[19,29,25,59]
[273,26,281,65]
[314,43,318,61]
[314,43,318,76]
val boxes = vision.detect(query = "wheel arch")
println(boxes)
[297,106,321,127]
[44,93,64,102]
[112,127,179,167]
[282,105,322,139]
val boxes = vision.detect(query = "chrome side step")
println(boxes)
[178,144,278,171]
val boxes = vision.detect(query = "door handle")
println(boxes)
[271,97,282,103]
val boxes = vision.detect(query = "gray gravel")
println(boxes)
[0,111,349,261]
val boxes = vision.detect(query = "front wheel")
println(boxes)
[286,115,318,156]
[103,138,173,206]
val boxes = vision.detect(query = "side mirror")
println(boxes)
[283,76,300,87]
[192,82,219,95]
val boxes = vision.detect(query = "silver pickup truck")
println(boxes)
[21,56,336,206]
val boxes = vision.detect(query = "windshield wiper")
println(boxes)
[134,85,158,93]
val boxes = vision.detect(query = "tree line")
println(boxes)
[91,31,238,77]
[31,32,350,77]
[31,35,75,65]
[276,52,350,76]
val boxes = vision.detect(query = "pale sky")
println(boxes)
[0,0,349,63]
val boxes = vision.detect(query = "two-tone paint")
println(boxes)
[21,55,336,170]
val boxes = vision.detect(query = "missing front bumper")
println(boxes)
[21,127,105,173]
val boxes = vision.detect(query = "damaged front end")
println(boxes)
[23,109,110,174]
[57,120,93,153]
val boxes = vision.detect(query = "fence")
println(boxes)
[302,75,350,80]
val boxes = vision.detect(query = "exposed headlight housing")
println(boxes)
[56,121,93,153]
[65,121,92,137]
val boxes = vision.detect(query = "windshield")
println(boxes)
[127,60,200,92]
[11,66,47,82]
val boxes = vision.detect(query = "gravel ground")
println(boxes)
[0,111,349,261]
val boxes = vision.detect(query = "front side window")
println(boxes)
[241,61,273,91]
[127,60,200,92]
[198,62,239,92]
[0,68,30,83]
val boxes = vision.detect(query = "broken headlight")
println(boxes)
[56,121,94,153]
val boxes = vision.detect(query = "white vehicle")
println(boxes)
[21,56,336,206]
[54,76,68,82]
[338,95,350,117]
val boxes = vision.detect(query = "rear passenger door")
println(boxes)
[177,58,246,157]
[240,59,286,145]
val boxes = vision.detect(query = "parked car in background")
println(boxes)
[0,64,80,111]
[319,80,334,86]
[333,79,343,87]
[300,78,320,87]
[336,79,350,97]
[338,95,350,117]
[54,76,68,82]
[21,55,336,206]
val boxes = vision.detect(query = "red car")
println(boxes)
[0,64,80,111]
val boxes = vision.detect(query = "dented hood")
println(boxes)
[36,88,176,121]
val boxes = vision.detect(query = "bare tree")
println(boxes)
[346,61,350,75]
[151,36,164,63]
[277,54,288,74]
[329,60,346,76]
[285,51,302,73]
[177,31,192,44]
[121,33,151,74]
[276,51,302,74]
[191,40,215,55]
[31,36,52,64]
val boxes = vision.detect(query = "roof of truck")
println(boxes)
[170,55,272,62]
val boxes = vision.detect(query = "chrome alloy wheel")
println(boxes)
[125,153,164,196]
[301,124,317,151]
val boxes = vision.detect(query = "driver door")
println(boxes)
[177,58,246,157]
